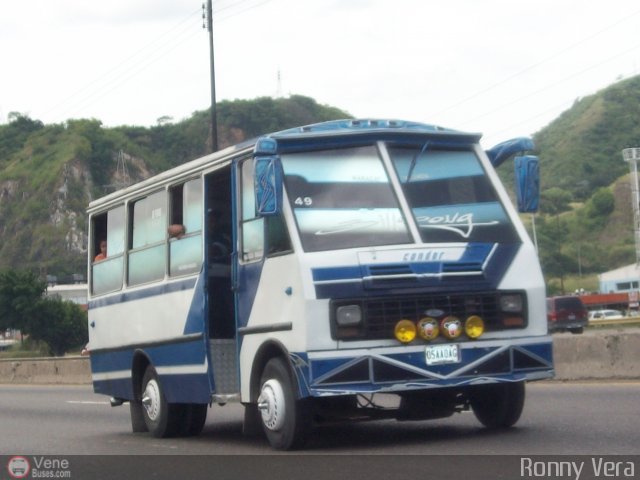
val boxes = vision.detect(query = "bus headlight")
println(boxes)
[464,315,485,339]
[336,305,362,326]
[499,293,523,312]
[394,320,416,343]
[498,293,527,328]
[417,317,439,341]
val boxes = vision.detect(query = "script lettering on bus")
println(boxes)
[416,212,498,239]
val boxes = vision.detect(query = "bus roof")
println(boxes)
[88,118,480,212]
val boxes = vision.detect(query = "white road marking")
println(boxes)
[66,400,110,405]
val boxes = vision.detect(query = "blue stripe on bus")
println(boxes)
[88,276,198,310]
[91,338,211,403]
[90,338,208,374]
[93,373,211,404]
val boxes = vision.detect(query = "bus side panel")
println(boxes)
[88,274,212,404]
[90,339,211,404]
[237,254,310,401]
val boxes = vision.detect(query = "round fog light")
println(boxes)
[441,316,462,340]
[465,315,485,339]
[417,317,440,340]
[394,320,417,343]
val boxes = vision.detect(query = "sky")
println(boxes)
[2,0,640,147]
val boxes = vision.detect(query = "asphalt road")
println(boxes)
[1,381,638,455]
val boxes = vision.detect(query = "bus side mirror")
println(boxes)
[486,137,534,167]
[514,155,539,213]
[253,137,283,216]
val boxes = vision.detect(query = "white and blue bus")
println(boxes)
[87,119,552,450]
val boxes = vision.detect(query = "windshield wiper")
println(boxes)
[406,141,430,182]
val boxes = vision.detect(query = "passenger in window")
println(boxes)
[168,224,186,239]
[94,240,107,262]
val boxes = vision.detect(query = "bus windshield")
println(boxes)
[388,145,519,243]
[281,145,412,252]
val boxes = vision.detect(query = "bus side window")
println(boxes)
[91,206,125,295]
[240,160,264,262]
[266,215,292,256]
[169,178,203,276]
[128,190,167,286]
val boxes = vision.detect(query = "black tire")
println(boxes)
[129,399,148,433]
[469,381,525,429]
[258,357,312,450]
[140,366,182,438]
[180,404,208,436]
[570,327,584,334]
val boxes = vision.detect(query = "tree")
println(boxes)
[25,297,88,356]
[540,187,572,215]
[0,270,87,355]
[0,270,46,332]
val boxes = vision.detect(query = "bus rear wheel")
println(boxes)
[258,357,312,450]
[469,381,525,429]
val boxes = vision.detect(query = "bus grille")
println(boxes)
[332,292,515,341]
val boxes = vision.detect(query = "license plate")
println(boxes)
[425,344,461,366]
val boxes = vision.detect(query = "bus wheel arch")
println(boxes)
[249,340,292,403]
[247,341,312,450]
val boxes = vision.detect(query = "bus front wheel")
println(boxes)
[258,357,312,450]
[469,381,525,429]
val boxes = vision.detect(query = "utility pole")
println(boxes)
[204,0,218,152]
[623,147,640,264]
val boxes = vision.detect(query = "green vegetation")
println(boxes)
[0,95,350,276]
[2,81,640,295]
[0,270,87,356]
[494,76,640,293]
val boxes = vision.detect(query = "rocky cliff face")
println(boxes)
[0,145,154,276]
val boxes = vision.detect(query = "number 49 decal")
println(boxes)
[294,197,313,206]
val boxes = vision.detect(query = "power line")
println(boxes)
[434,6,640,117]
[458,39,640,129]
[42,8,202,119]
[43,0,277,123]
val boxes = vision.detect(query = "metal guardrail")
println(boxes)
[589,316,640,326]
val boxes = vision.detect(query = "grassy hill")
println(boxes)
[2,78,640,293]
[0,95,351,276]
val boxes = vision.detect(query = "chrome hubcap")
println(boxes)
[257,379,286,431]
[142,379,161,421]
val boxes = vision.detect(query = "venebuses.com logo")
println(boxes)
[6,456,72,479]
[7,456,30,479]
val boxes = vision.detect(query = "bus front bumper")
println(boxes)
[293,336,554,397]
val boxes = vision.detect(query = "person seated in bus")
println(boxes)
[94,240,107,262]
[168,224,186,239]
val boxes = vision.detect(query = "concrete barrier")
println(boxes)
[0,330,638,384]
[553,330,640,380]
[0,356,91,384]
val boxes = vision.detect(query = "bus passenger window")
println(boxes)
[128,191,166,286]
[91,206,125,295]
[169,179,203,277]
